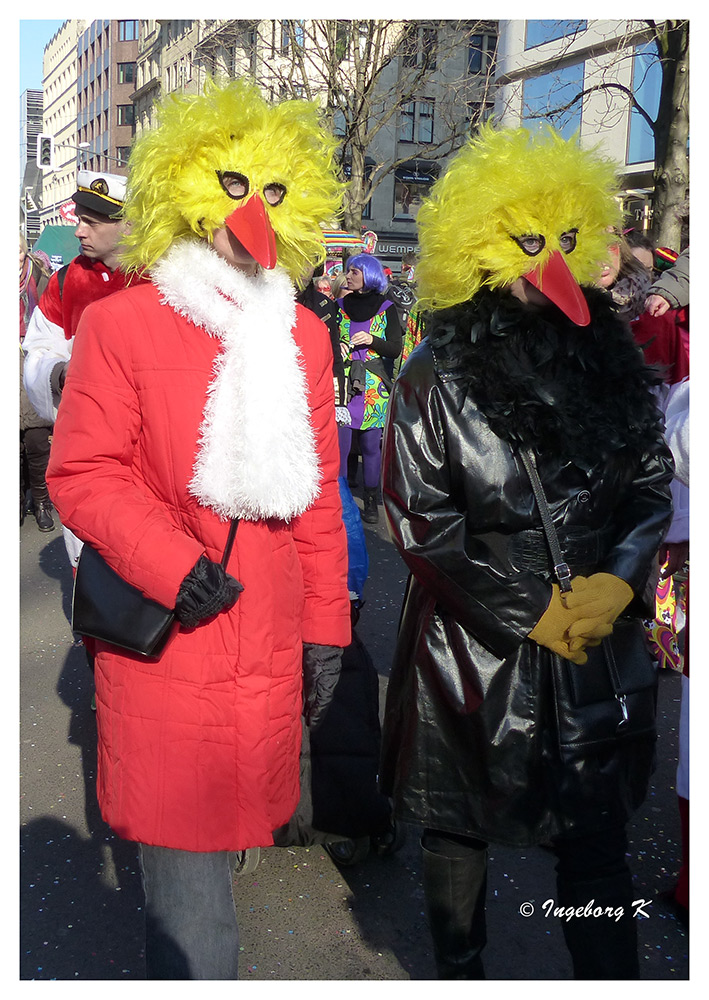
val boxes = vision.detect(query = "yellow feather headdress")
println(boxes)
[120,78,343,280]
[415,123,622,312]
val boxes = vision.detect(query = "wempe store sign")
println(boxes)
[376,241,420,256]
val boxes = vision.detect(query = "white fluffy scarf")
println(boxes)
[152,239,321,522]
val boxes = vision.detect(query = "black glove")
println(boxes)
[174,555,243,629]
[302,643,343,730]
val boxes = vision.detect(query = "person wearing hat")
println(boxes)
[645,246,689,317]
[22,170,133,427]
[22,170,135,563]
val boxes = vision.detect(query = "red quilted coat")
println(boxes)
[47,240,351,852]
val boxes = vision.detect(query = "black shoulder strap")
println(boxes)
[56,263,71,299]
[518,448,572,594]
[221,519,240,568]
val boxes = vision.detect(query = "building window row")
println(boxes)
[524,20,587,49]
[520,40,660,165]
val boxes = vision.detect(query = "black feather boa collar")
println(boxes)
[425,286,664,470]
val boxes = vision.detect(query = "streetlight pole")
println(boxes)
[77,141,91,168]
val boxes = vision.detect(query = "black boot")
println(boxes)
[556,871,639,979]
[34,501,55,533]
[421,838,487,979]
[361,488,379,524]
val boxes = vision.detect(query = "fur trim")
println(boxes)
[153,239,321,521]
[426,286,665,470]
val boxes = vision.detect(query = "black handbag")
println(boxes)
[72,519,239,659]
[519,449,658,761]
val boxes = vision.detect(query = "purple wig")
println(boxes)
[346,253,388,294]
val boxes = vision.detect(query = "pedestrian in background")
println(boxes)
[337,253,401,524]
[20,232,53,531]
[22,171,133,568]
[297,263,349,427]
[625,229,656,272]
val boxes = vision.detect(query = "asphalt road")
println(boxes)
[20,502,690,981]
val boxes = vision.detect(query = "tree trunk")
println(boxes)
[651,21,689,251]
[342,129,367,233]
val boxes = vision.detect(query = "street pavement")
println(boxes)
[20,501,690,981]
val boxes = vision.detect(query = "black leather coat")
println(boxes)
[380,290,674,847]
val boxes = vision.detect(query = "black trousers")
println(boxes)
[422,824,639,979]
[21,425,52,506]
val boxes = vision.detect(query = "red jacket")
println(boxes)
[40,254,132,340]
[47,252,350,852]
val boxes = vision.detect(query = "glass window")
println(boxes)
[422,27,437,70]
[117,105,135,127]
[468,35,483,74]
[399,101,435,144]
[118,21,138,42]
[525,20,587,49]
[418,101,434,144]
[399,102,415,143]
[393,165,438,221]
[116,146,131,166]
[627,42,661,165]
[401,28,418,68]
[522,63,584,139]
[401,24,437,70]
[118,62,136,84]
[468,32,497,75]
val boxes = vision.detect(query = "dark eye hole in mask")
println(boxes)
[559,229,578,253]
[511,233,545,257]
[217,170,249,200]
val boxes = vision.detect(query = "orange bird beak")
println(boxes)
[523,250,590,327]
[224,194,278,270]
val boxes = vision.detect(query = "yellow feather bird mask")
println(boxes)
[415,123,623,325]
[120,78,343,280]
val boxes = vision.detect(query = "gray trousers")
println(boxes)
[139,844,239,979]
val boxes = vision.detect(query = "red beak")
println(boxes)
[523,250,590,327]
[224,194,278,270]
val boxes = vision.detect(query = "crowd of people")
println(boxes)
[21,80,688,981]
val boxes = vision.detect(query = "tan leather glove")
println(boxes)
[529,583,589,665]
[563,573,634,644]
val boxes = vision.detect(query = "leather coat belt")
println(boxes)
[480,526,614,578]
